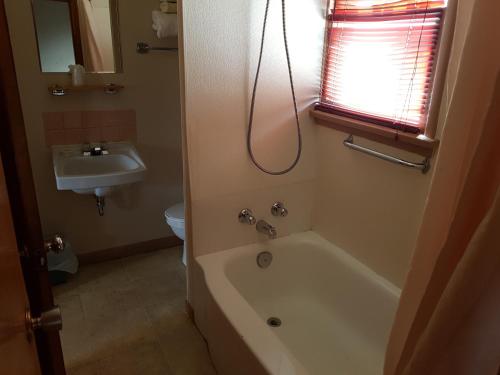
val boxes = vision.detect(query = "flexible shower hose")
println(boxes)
[247,0,302,175]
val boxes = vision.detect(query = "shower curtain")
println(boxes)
[77,0,104,72]
[384,1,500,374]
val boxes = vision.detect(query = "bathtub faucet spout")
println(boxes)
[256,220,277,239]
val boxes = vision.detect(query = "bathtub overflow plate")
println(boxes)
[257,251,273,269]
[267,317,282,328]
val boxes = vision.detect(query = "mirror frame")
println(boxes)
[31,0,123,74]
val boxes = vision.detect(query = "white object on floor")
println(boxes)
[165,202,186,265]
[152,10,177,38]
[47,241,79,274]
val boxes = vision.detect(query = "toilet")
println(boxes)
[164,202,186,265]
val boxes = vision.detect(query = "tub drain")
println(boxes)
[257,251,273,269]
[267,317,282,328]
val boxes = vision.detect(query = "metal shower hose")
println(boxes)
[247,0,302,175]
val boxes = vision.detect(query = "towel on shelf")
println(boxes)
[160,1,177,13]
[152,10,177,39]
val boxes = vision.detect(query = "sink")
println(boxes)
[52,143,147,196]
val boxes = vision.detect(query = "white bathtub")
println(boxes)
[195,231,401,375]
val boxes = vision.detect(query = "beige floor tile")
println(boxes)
[98,339,174,375]
[146,292,186,323]
[121,247,183,281]
[79,286,141,320]
[57,293,84,325]
[132,273,186,309]
[66,338,172,375]
[55,247,216,374]
[74,259,132,294]
[66,358,103,375]
[156,316,216,375]
[146,302,190,337]
[62,300,157,366]
[53,275,81,299]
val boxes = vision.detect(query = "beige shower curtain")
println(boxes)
[384,1,500,374]
[77,0,104,72]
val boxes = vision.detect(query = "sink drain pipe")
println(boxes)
[95,195,105,216]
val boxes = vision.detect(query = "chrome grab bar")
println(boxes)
[136,42,178,54]
[343,135,430,174]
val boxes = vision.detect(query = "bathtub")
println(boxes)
[195,231,401,375]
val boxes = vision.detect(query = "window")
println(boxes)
[317,0,447,134]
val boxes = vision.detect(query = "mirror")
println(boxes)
[32,0,122,73]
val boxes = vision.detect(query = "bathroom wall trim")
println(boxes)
[311,108,439,157]
[77,235,182,265]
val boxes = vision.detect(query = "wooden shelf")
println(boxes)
[48,83,124,96]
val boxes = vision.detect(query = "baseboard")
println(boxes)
[77,236,183,265]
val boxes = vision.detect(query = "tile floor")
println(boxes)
[53,247,217,375]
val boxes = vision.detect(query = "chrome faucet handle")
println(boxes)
[271,202,288,217]
[82,143,92,156]
[239,209,256,225]
[44,234,65,253]
[83,143,109,156]
[256,220,277,239]
[98,142,109,155]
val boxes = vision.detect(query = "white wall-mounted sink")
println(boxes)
[52,142,147,196]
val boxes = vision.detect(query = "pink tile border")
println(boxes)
[43,110,137,146]
[82,111,104,128]
[102,109,136,127]
[45,129,65,146]
[42,112,64,130]
[101,126,123,142]
[63,111,83,129]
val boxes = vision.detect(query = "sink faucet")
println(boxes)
[256,220,277,239]
[83,143,109,156]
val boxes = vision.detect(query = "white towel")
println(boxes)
[152,10,177,39]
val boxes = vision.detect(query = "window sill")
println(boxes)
[310,108,439,157]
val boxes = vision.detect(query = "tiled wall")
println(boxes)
[43,110,137,146]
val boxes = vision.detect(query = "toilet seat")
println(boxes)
[164,202,186,266]
[165,202,184,225]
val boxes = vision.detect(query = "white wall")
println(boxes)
[182,0,476,292]
[5,0,183,254]
[312,0,474,288]
[182,0,327,257]
[313,132,432,287]
[181,0,432,289]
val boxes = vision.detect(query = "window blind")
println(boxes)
[318,0,447,133]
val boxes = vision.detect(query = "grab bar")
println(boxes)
[136,42,178,54]
[343,135,430,174]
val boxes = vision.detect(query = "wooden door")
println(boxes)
[0,0,66,374]
[0,157,41,375]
